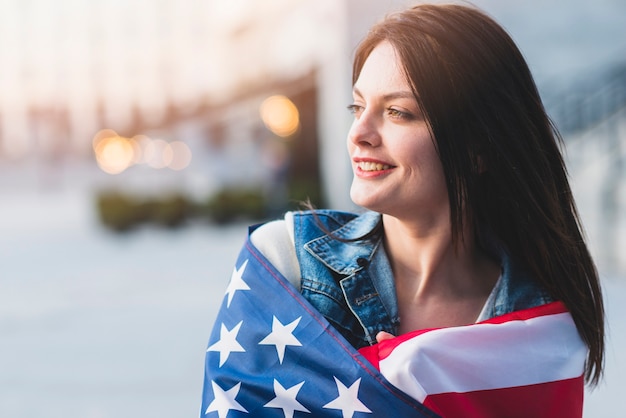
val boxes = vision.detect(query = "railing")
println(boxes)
[543,63,626,136]
[542,63,626,275]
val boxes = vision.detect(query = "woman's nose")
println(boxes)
[348,111,381,147]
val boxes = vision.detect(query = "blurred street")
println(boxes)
[0,182,244,417]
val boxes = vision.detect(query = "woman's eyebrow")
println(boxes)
[382,91,415,101]
[352,86,415,101]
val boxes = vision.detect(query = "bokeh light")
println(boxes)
[144,138,170,169]
[92,129,119,152]
[94,134,135,174]
[93,130,192,174]
[259,95,300,137]
[167,141,193,170]
[129,134,152,164]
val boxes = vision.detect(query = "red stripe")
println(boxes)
[423,375,584,418]
[478,301,568,324]
[358,301,569,367]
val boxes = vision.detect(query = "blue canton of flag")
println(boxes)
[201,238,439,418]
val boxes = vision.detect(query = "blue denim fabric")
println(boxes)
[292,210,553,349]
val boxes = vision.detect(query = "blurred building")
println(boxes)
[0,1,625,273]
[0,0,411,208]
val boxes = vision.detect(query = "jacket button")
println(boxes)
[356,257,369,267]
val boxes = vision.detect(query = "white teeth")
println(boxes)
[358,161,391,171]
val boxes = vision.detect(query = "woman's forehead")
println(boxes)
[353,42,413,98]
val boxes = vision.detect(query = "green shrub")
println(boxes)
[151,195,189,227]
[94,178,325,231]
[95,192,150,231]
[203,188,267,224]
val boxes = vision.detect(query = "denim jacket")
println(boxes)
[292,209,553,349]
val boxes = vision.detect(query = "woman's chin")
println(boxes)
[350,189,384,213]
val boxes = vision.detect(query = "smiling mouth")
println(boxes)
[357,161,393,172]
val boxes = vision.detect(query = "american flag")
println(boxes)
[201,239,586,417]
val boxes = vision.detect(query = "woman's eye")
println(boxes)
[347,104,364,117]
[387,108,412,120]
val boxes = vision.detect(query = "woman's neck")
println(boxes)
[382,214,469,292]
[382,214,500,331]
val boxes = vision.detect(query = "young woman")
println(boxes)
[203,4,604,417]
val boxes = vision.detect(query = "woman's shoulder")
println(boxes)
[249,209,364,286]
[249,212,300,289]
[250,209,360,253]
[251,213,294,244]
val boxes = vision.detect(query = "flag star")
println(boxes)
[205,381,248,418]
[225,259,250,308]
[264,379,310,418]
[323,377,371,418]
[259,316,302,363]
[208,321,245,367]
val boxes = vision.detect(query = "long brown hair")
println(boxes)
[352,4,604,385]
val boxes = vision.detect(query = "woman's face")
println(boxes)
[347,41,449,223]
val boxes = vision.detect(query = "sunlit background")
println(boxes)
[1,0,625,417]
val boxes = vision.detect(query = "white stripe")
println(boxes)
[378,312,587,402]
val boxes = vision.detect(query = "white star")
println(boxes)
[207,321,245,367]
[225,259,250,308]
[323,377,371,418]
[259,316,302,363]
[205,381,248,418]
[264,379,310,418]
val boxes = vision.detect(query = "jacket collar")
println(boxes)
[305,210,551,317]
[304,211,382,275]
